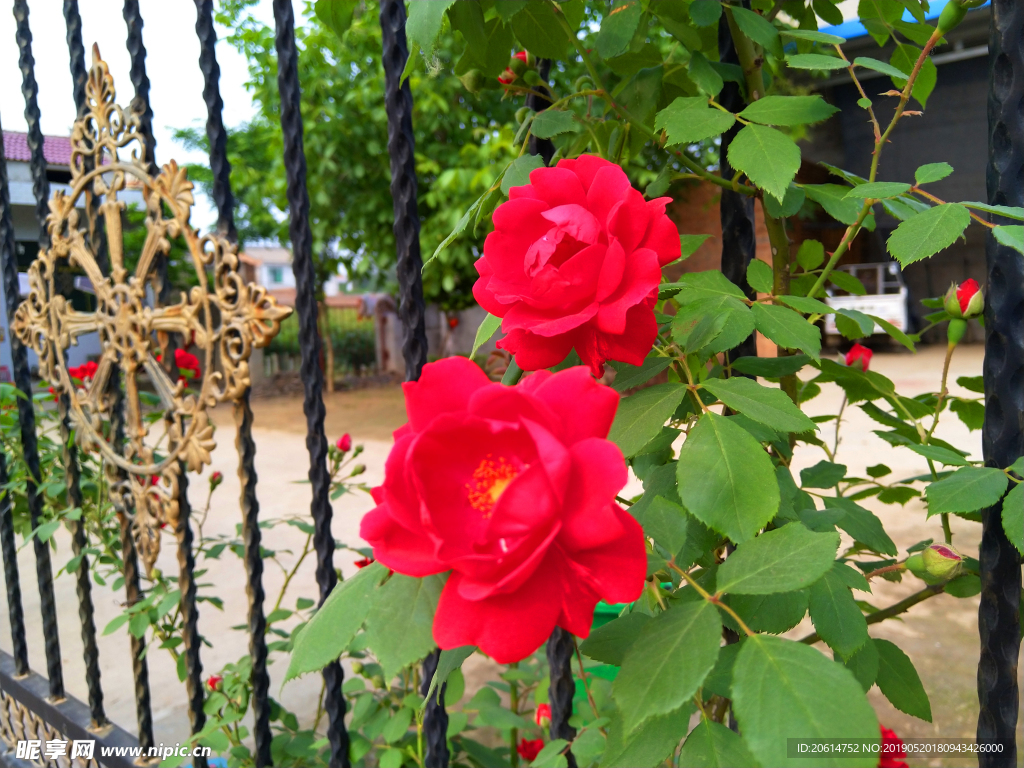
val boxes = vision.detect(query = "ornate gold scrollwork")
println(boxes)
[12,47,291,574]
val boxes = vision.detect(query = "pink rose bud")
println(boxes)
[906,544,963,583]
[210,471,223,489]
[943,279,984,320]
[337,433,352,452]
[843,343,873,371]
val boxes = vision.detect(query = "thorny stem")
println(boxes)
[509,661,520,767]
[833,394,848,459]
[574,640,606,733]
[800,584,945,645]
[864,562,906,580]
[274,532,313,613]
[668,560,756,637]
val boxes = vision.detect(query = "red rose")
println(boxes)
[210,471,223,489]
[878,725,908,768]
[517,738,544,762]
[473,155,679,377]
[175,348,201,377]
[534,703,551,728]
[354,556,374,569]
[944,278,984,320]
[337,433,352,452]
[844,343,872,371]
[359,357,645,663]
[498,50,529,85]
[206,675,222,692]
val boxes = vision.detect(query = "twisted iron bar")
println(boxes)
[12,0,65,702]
[979,1,1024,764]
[122,0,157,176]
[272,2,347,766]
[546,629,578,768]
[0,110,28,677]
[420,649,450,768]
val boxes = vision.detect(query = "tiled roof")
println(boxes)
[2,131,72,166]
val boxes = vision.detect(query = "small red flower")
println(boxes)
[448,316,459,329]
[878,725,908,768]
[534,703,551,728]
[844,343,873,371]
[498,50,529,85]
[944,279,984,320]
[517,738,544,763]
[206,675,223,692]
[957,279,980,314]
[210,471,223,489]
[337,433,352,452]
[48,387,57,402]
[354,556,374,569]
[174,349,202,382]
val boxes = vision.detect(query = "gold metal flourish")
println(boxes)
[13,48,291,574]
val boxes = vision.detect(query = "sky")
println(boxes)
[0,0,306,230]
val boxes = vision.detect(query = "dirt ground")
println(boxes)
[2,343,1020,766]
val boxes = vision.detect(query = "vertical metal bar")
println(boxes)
[546,629,577,768]
[12,0,65,702]
[979,1,1023,764]
[62,0,106,728]
[121,0,156,177]
[0,110,28,677]
[378,4,447,765]
[272,3,348,766]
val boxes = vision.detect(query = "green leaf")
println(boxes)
[314,0,357,40]
[732,636,879,768]
[915,162,954,185]
[891,43,936,107]
[951,398,985,431]
[751,302,822,359]
[672,296,755,356]
[286,563,385,681]
[843,640,880,692]
[501,154,545,194]
[580,612,650,666]
[688,51,724,97]
[1002,483,1023,556]
[655,98,736,145]
[596,0,643,59]
[471,313,502,357]
[960,201,1024,221]
[689,0,722,27]
[869,314,916,352]
[994,225,1024,254]
[727,124,801,203]
[887,204,971,267]
[382,707,414,744]
[406,0,457,59]
[739,96,839,126]
[103,613,130,636]
[786,53,848,71]
[678,717,760,768]
[662,271,746,302]
[129,611,151,639]
[803,184,865,227]
[853,56,909,80]
[746,259,773,294]
[724,590,809,634]
[925,466,1009,515]
[764,185,806,218]
[903,443,970,466]
[732,354,810,378]
[730,6,782,58]
[677,412,780,543]
[702,377,816,434]
[610,357,671,393]
[531,110,578,139]
[644,496,691,557]
[781,28,846,44]
[609,384,687,458]
[874,639,933,722]
[510,1,569,58]
[718,524,839,595]
[777,295,833,316]
[844,182,912,199]
[827,497,898,556]
[613,600,721,731]
[835,308,875,339]
[800,460,847,489]
[364,572,445,680]
[601,704,693,768]
[828,270,868,295]
[424,646,474,704]
[681,234,713,259]
[808,564,869,660]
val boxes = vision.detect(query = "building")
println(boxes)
[240,245,357,308]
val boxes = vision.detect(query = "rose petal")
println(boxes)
[558,439,629,550]
[528,166,587,208]
[403,358,491,434]
[360,504,446,577]
[498,328,576,372]
[531,367,620,444]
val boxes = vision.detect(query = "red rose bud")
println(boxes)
[517,739,544,763]
[210,471,223,489]
[448,316,459,329]
[943,279,984,319]
[206,675,222,691]
[498,52,529,85]
[534,703,551,728]
[844,343,873,371]
[878,725,908,768]
[337,433,352,452]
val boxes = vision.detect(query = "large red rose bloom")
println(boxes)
[359,357,646,663]
[473,154,680,377]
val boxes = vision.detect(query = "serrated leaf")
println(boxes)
[364,572,445,680]
[510,0,569,57]
[724,590,809,634]
[993,225,1024,254]
[609,384,687,457]
[853,56,909,80]
[797,239,825,270]
[828,269,868,295]
[781,28,846,44]
[677,412,780,543]
[925,466,1009,515]
[601,704,693,768]
[887,204,971,267]
[891,43,936,107]
[803,184,865,226]
[314,0,357,39]
[808,564,869,660]
[702,377,816,433]
[731,6,782,58]
[613,599,721,731]
[644,496,691,557]
[689,0,722,26]
[531,110,578,139]
[689,51,724,97]
[874,639,932,722]
[915,162,954,185]
[787,53,848,70]
[843,638,879,692]
[869,314,916,352]
[836,308,875,339]
[801,460,847,489]
[728,124,801,203]
[739,96,839,126]
[732,354,810,378]
[679,717,760,768]
[778,295,833,315]
[961,202,1024,221]
[471,313,502,357]
[903,443,970,466]
[733,636,879,768]
[845,182,912,199]
[406,0,457,59]
[655,97,736,145]
[286,562,385,682]
[751,302,822,359]
[610,357,671,392]
[662,270,747,302]
[718,524,839,595]
[672,296,756,356]
[746,259,773,293]
[951,398,985,431]
[596,0,643,59]
[1001,483,1023,556]
[580,612,650,666]
[681,234,713,259]
[764,185,806,218]
[827,497,898,556]
[501,154,544,194]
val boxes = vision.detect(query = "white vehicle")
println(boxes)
[824,262,909,336]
